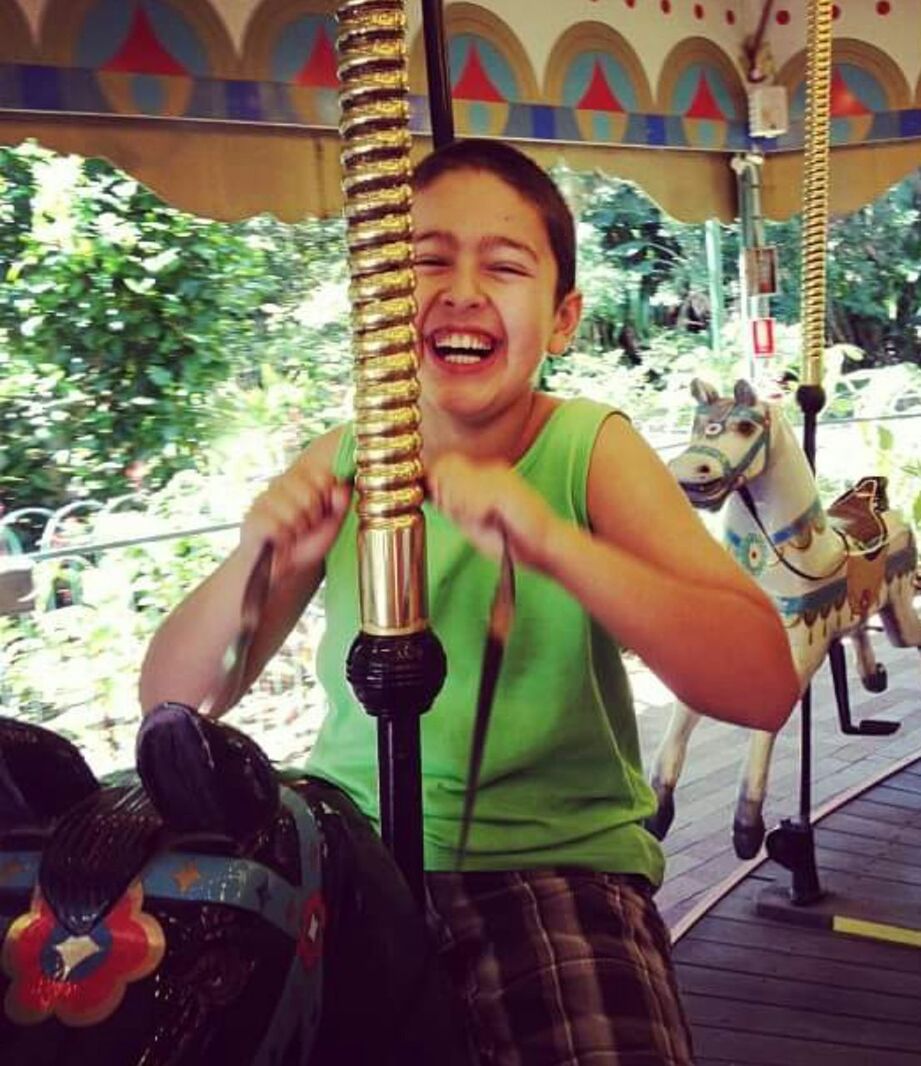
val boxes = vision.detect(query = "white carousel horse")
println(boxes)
[647,378,921,858]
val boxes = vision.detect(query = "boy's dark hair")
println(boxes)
[413,139,576,306]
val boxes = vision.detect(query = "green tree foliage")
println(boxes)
[0,146,281,512]
[765,173,921,366]
[570,172,738,362]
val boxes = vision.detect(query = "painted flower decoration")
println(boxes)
[296,892,326,971]
[736,532,768,577]
[2,882,164,1027]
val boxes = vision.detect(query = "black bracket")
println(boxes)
[828,639,899,736]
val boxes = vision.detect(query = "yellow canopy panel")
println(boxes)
[1,1,921,221]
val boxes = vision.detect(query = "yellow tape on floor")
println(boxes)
[833,915,921,948]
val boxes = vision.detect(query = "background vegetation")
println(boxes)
[1,143,920,773]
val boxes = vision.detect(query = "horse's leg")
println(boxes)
[879,574,921,648]
[645,703,702,840]
[849,624,888,693]
[733,728,777,859]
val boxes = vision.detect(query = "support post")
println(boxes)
[336,0,448,906]
[420,0,454,148]
[704,218,724,357]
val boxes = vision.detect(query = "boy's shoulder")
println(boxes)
[299,422,350,476]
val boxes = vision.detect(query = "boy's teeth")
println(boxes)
[440,332,491,350]
[431,331,495,360]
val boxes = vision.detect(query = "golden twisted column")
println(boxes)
[337,0,428,636]
[763,0,836,908]
[799,0,834,389]
[336,0,446,905]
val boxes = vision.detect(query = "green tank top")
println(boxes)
[306,397,665,883]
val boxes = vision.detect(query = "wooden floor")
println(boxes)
[671,756,921,1065]
[632,634,921,930]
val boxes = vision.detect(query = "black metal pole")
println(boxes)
[797,382,823,827]
[420,0,455,148]
[764,383,825,904]
[348,630,446,906]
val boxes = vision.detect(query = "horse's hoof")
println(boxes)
[644,787,675,841]
[732,815,765,860]
[864,665,888,694]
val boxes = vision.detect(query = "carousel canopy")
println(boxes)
[1,0,920,222]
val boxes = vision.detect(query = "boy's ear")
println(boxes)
[548,289,583,356]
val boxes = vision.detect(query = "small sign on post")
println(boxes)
[745,247,778,297]
[752,317,775,357]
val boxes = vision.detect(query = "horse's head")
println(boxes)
[669,379,772,511]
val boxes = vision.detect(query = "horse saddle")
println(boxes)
[827,476,889,559]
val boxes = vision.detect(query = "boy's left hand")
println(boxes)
[426,453,558,569]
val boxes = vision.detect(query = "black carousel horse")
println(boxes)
[0,708,470,1065]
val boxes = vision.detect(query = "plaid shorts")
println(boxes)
[425,869,694,1066]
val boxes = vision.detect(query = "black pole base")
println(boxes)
[764,817,824,906]
[346,628,447,906]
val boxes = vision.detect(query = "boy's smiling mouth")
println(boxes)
[427,328,499,367]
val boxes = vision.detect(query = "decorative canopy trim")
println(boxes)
[41,0,238,77]
[656,36,744,119]
[240,0,340,83]
[408,2,539,103]
[543,22,654,113]
[776,37,913,112]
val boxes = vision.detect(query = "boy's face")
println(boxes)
[411,169,581,424]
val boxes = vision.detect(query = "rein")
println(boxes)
[738,486,849,583]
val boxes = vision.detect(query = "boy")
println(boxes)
[141,139,798,1064]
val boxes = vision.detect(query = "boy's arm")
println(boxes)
[552,414,799,730]
[139,426,349,717]
[427,416,798,732]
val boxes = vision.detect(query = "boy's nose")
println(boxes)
[439,268,485,309]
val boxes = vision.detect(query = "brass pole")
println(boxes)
[764,0,834,907]
[799,0,834,394]
[336,0,446,905]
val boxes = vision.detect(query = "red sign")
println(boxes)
[752,318,775,356]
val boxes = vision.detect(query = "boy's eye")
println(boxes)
[488,262,527,276]
[414,255,448,268]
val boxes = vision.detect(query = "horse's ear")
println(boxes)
[733,379,758,406]
[691,378,719,405]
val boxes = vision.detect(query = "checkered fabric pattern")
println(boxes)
[426,869,695,1066]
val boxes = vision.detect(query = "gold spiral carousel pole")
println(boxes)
[764,0,834,907]
[337,0,446,905]
[800,0,834,401]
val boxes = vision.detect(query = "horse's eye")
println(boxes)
[704,422,723,437]
[735,420,757,437]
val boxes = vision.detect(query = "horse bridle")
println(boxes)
[688,406,848,585]
[737,486,849,583]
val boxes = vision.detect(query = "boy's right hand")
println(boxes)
[241,456,351,580]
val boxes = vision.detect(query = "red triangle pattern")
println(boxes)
[829,67,871,117]
[294,27,339,88]
[577,60,625,112]
[102,7,188,77]
[452,44,505,102]
[685,72,725,120]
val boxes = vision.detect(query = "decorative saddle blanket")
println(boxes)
[827,475,889,558]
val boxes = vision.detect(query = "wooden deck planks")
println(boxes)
[672,755,921,1065]
[651,636,921,930]
[684,992,921,1054]
[677,961,921,1023]
[675,936,921,1000]
[691,1024,921,1066]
